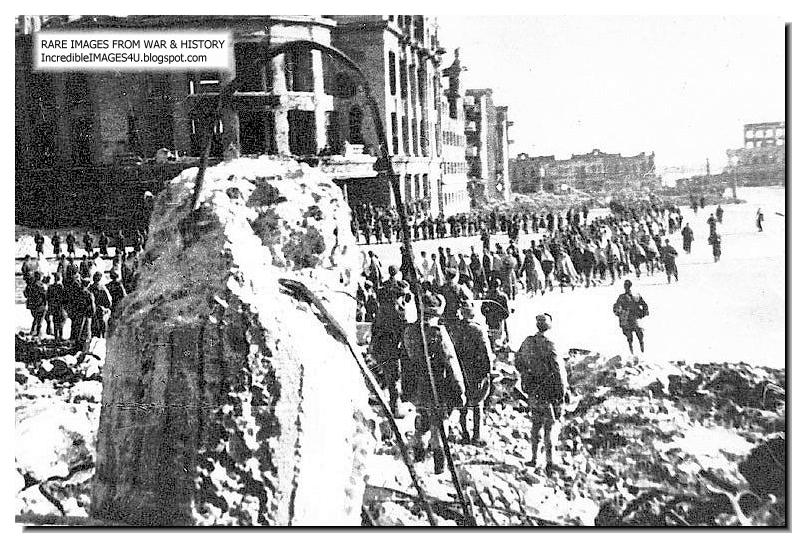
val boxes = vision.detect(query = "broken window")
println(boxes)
[288,110,316,156]
[239,110,274,155]
[234,42,267,92]
[197,72,221,93]
[147,74,174,155]
[388,51,397,96]
[349,105,363,144]
[325,111,340,153]
[65,74,93,164]
[402,115,409,155]
[285,49,314,93]
[390,112,399,155]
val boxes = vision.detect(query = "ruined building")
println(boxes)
[464,88,512,204]
[439,48,470,216]
[15,14,476,227]
[329,15,446,215]
[510,149,656,194]
[725,122,785,187]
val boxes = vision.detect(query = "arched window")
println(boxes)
[349,106,363,145]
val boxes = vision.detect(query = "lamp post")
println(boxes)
[186,39,474,526]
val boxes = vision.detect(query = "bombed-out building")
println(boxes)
[510,148,656,193]
[15,14,472,228]
[464,88,512,204]
[725,121,785,187]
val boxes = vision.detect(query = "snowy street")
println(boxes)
[15,187,785,369]
[364,187,785,368]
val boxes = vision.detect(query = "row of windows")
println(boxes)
[745,127,784,139]
[403,173,430,202]
[442,130,464,147]
[387,51,434,109]
[443,162,467,175]
[745,154,781,165]
[746,138,785,148]
[444,189,467,206]
[389,112,431,156]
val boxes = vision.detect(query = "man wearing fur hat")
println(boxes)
[449,301,495,445]
[402,293,466,474]
[515,313,569,474]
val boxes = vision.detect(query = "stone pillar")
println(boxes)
[271,55,290,156]
[312,50,328,153]
[220,69,240,153]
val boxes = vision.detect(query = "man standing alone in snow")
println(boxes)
[613,279,649,354]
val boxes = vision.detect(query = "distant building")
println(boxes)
[510,149,656,193]
[465,88,511,203]
[439,49,470,216]
[725,121,785,186]
[495,106,514,201]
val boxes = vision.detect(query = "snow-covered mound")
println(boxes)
[89,156,371,525]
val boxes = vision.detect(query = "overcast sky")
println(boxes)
[437,16,785,173]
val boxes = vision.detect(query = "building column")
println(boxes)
[311,49,328,153]
[220,70,240,153]
[170,75,192,156]
[271,55,290,156]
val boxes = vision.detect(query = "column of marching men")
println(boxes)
[355,199,731,476]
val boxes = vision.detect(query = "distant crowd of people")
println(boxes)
[20,228,147,349]
[352,196,758,475]
[351,202,601,245]
[30,228,148,260]
[357,200,688,329]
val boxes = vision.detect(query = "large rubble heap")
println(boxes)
[86,157,371,525]
[361,352,785,527]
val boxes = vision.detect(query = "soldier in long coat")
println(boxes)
[402,293,466,474]
[449,302,495,445]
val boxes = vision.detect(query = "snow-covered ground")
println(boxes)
[361,186,785,369]
[15,186,785,369]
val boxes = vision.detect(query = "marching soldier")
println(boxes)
[515,313,570,475]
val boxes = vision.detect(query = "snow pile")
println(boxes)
[91,156,370,526]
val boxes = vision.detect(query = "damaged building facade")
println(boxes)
[329,15,446,215]
[15,14,481,227]
[464,88,512,204]
[725,121,785,187]
[439,49,470,216]
[510,148,656,193]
